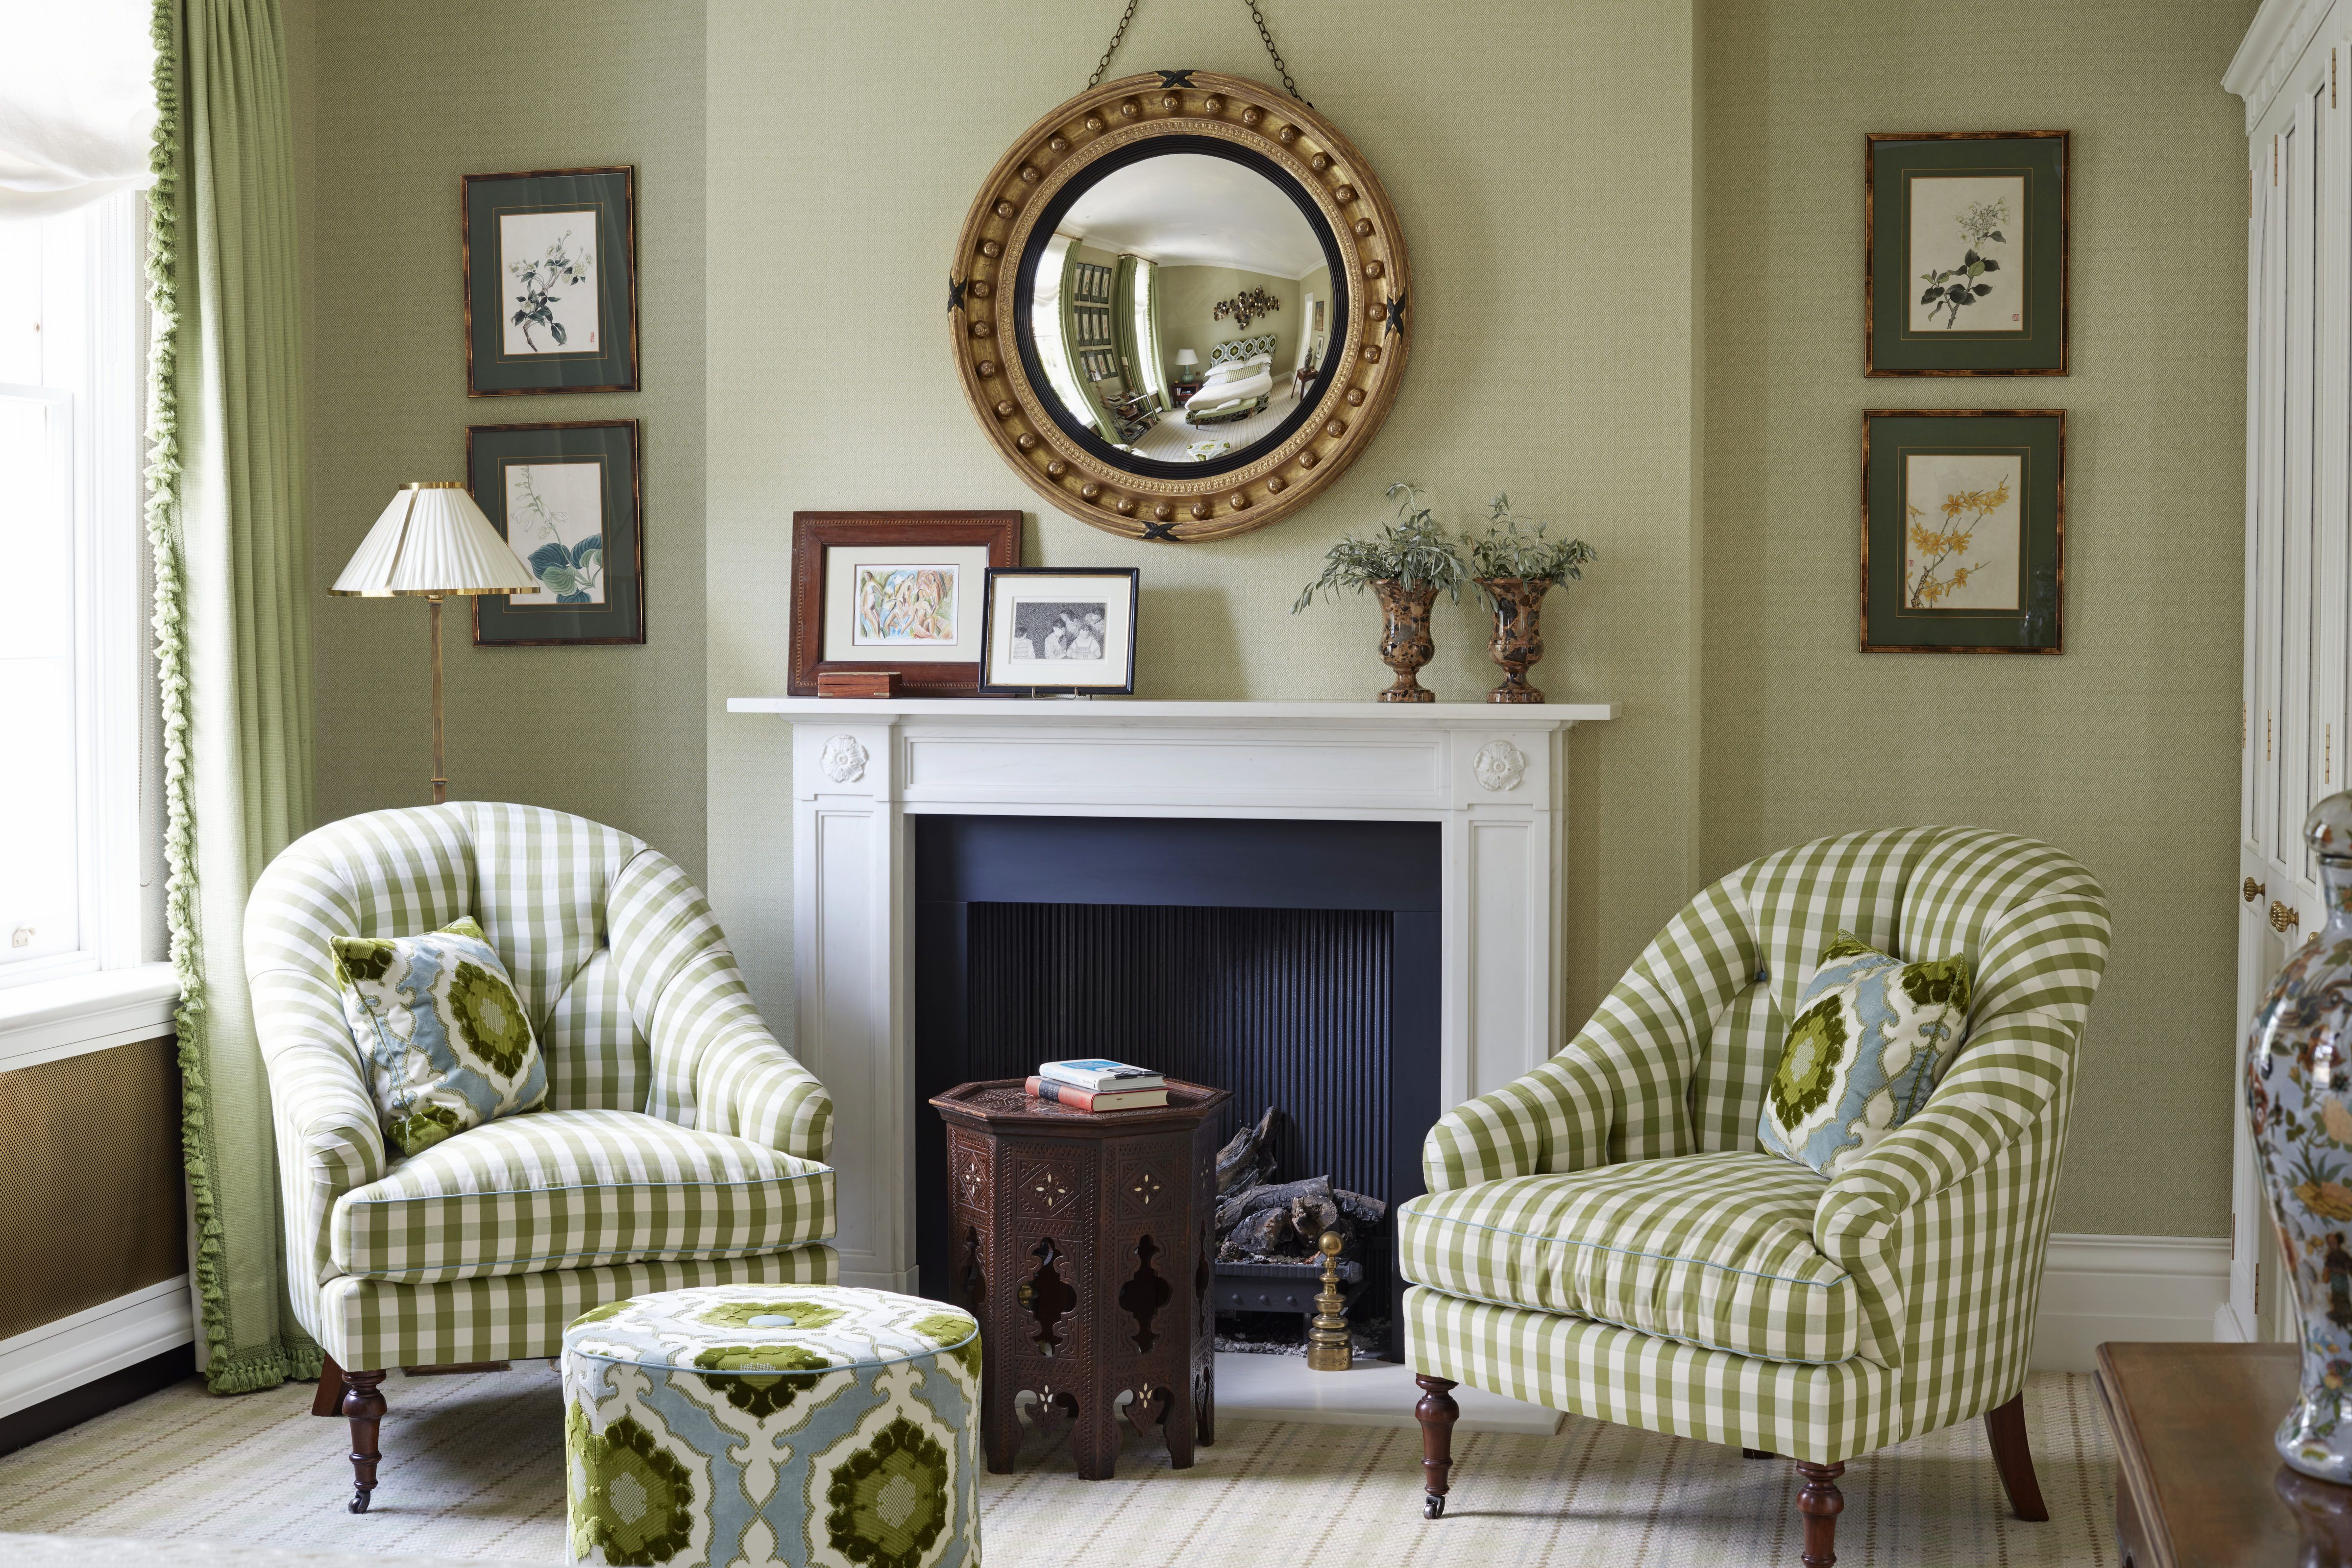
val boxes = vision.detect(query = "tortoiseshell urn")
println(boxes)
[929,1078,1230,1480]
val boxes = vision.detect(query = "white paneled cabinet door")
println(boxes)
[2230,9,2350,1344]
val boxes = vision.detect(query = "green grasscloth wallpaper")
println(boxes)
[1700,0,2257,1236]
[293,0,2251,1239]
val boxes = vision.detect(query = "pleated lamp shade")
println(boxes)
[331,482,542,597]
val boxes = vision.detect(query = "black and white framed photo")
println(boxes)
[979,568,1138,695]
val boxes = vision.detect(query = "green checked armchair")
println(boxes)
[1399,827,2109,1563]
[245,803,835,1512]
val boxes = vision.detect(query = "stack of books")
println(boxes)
[1025,1059,1168,1111]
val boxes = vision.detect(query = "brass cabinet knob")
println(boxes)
[2246,876,2268,904]
[2273,900,2302,934]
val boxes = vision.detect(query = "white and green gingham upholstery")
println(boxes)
[247,803,836,1371]
[1401,826,2108,1466]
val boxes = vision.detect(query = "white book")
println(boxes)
[1039,1058,1166,1092]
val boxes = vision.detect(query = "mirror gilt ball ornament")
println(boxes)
[948,72,1411,542]
[2249,789,2352,1481]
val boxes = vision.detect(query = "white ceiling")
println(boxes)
[1059,153,1324,278]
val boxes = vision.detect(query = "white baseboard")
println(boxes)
[0,1277,193,1421]
[2030,1233,2230,1373]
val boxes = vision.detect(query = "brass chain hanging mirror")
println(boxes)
[949,1,1411,543]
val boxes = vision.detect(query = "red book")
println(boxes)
[1024,1075,1169,1112]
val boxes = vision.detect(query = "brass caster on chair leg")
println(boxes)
[1423,1492,1445,1519]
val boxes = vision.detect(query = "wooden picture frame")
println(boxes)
[464,166,639,396]
[979,567,1140,696]
[467,420,644,647]
[789,511,1022,697]
[1866,132,2067,377]
[1862,410,2064,653]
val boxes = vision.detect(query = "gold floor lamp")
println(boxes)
[330,482,540,804]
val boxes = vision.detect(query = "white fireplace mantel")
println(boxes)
[727,697,1616,1290]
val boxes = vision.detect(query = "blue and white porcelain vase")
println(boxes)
[2249,792,2352,1482]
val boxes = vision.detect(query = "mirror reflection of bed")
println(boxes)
[1026,150,1333,467]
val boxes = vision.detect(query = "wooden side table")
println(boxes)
[930,1077,1230,1479]
[2096,1341,2352,1566]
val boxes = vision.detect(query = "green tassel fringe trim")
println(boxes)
[145,0,254,1398]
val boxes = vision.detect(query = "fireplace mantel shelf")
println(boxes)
[729,697,1618,724]
[733,690,1610,1291]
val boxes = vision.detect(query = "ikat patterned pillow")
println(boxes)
[1757,931,1973,1178]
[332,916,547,1158]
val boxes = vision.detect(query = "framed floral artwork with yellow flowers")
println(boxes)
[1862,410,2064,653]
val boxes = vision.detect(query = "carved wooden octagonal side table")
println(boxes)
[928,1077,1230,1480]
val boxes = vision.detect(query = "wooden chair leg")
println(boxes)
[340,1369,388,1514]
[1415,1375,1459,1519]
[1795,1460,1844,1568]
[311,1353,345,1418]
[1983,1391,2050,1521]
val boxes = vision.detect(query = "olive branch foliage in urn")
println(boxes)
[1293,484,1469,704]
[1294,483,1596,704]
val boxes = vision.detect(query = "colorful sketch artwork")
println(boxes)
[854,565,958,644]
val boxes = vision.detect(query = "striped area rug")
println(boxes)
[0,1363,2123,1566]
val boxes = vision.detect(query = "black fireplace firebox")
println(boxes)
[911,814,1442,1359]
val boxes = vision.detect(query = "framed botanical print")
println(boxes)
[1866,132,2067,376]
[463,167,638,395]
[1862,410,2063,653]
[979,567,1140,695]
[788,512,1022,697]
[467,420,643,646]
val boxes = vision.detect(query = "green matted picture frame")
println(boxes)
[1866,132,2067,377]
[1862,410,2063,654]
[463,166,638,396]
[467,420,644,647]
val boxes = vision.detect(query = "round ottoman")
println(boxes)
[562,1285,981,1568]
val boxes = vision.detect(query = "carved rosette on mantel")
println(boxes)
[948,72,1411,542]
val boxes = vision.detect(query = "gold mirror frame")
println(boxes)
[950,72,1411,543]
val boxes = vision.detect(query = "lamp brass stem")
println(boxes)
[429,594,447,805]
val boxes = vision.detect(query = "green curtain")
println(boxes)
[147,0,318,1394]
[1109,255,1142,403]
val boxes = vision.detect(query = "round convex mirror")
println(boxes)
[952,73,1411,542]
[1017,144,1346,481]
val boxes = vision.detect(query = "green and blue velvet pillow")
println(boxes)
[1758,932,1973,1178]
[332,917,547,1158]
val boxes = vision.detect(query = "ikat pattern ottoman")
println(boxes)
[562,1285,982,1568]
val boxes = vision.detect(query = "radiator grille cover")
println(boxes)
[0,1037,187,1341]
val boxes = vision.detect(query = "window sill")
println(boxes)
[0,963,180,1072]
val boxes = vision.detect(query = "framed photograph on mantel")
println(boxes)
[1866,132,2067,376]
[1862,409,2063,654]
[467,420,643,647]
[979,567,1140,696]
[463,166,638,395]
[788,511,1023,698]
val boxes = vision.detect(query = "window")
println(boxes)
[1127,256,1167,407]
[1029,233,1094,420]
[0,192,151,988]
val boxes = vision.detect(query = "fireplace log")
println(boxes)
[1217,1175,1334,1233]
[1215,1108,1282,1195]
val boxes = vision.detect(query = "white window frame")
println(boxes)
[0,192,158,996]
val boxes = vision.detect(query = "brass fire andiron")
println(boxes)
[1307,1230,1353,1372]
